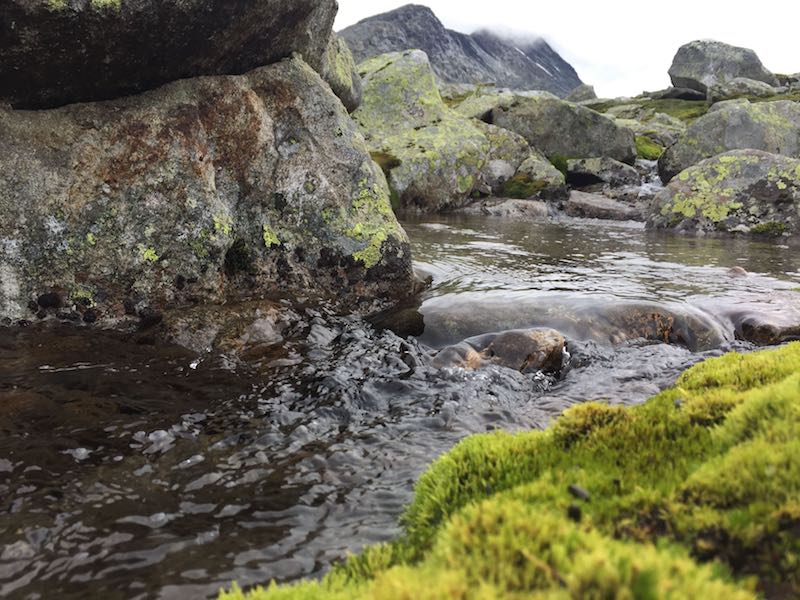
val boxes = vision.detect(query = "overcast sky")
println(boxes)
[335,1,800,98]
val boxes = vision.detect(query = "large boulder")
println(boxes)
[0,58,413,324]
[668,40,779,95]
[319,32,363,113]
[648,150,800,235]
[566,157,641,187]
[566,191,642,221]
[472,121,532,194]
[0,0,338,109]
[354,50,489,212]
[492,95,637,165]
[565,84,598,103]
[658,100,800,182]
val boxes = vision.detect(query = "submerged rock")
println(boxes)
[432,328,567,374]
[668,40,779,95]
[0,58,413,324]
[456,198,550,219]
[354,50,489,212]
[649,150,800,236]
[492,95,637,165]
[658,100,800,182]
[0,0,337,109]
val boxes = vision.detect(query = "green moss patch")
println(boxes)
[502,174,547,199]
[636,135,665,160]
[220,343,800,598]
[589,98,710,124]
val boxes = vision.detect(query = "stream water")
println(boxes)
[2,214,800,599]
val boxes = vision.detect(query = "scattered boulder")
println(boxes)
[658,100,800,182]
[707,77,782,103]
[354,51,489,212]
[319,32,363,112]
[566,191,643,221]
[472,121,533,194]
[566,84,598,103]
[505,153,568,200]
[566,157,641,187]
[0,0,337,109]
[492,95,637,165]
[457,198,550,219]
[649,150,800,235]
[432,328,567,374]
[668,40,779,95]
[0,58,413,324]
[615,114,686,150]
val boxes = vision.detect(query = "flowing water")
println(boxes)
[2,214,800,599]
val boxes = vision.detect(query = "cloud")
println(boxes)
[336,0,799,98]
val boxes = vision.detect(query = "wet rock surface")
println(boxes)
[565,191,642,221]
[0,58,412,324]
[0,0,337,109]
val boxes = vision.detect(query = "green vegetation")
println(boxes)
[549,154,570,177]
[750,221,787,236]
[588,98,710,124]
[370,151,402,178]
[220,343,800,599]
[501,174,547,199]
[636,135,665,160]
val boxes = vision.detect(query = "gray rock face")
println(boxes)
[658,100,800,182]
[319,32,363,113]
[707,77,781,103]
[566,157,641,187]
[668,40,779,95]
[492,96,637,164]
[566,84,598,103]
[649,150,800,235]
[566,191,642,221]
[0,0,338,109]
[340,4,582,97]
[0,58,412,324]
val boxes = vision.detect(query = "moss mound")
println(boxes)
[636,135,665,160]
[220,343,800,599]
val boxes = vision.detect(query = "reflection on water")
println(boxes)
[2,214,799,599]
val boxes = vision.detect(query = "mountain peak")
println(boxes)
[340,5,582,97]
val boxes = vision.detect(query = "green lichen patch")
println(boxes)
[262,224,280,248]
[636,135,664,160]
[220,343,800,599]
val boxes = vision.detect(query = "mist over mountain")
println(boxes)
[339,4,583,97]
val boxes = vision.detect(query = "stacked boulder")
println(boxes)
[0,0,413,326]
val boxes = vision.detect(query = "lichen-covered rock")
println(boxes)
[472,121,531,194]
[566,157,641,187]
[658,100,800,182]
[0,58,412,324]
[354,50,489,212]
[0,0,337,109]
[565,83,597,102]
[492,95,638,165]
[505,153,568,199]
[649,150,800,235]
[319,33,363,113]
[669,40,779,95]
[707,77,782,103]
[615,113,687,150]
[650,86,707,101]
[432,328,567,374]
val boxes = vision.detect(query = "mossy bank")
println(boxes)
[220,342,800,599]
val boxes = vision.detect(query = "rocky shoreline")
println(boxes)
[1,2,799,599]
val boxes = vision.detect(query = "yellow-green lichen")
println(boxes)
[220,343,800,599]
[138,245,159,263]
[85,232,97,246]
[47,0,68,10]
[262,224,280,248]
[346,174,403,269]
[213,214,233,237]
[90,0,121,9]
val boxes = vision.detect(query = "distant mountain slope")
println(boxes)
[339,4,582,97]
